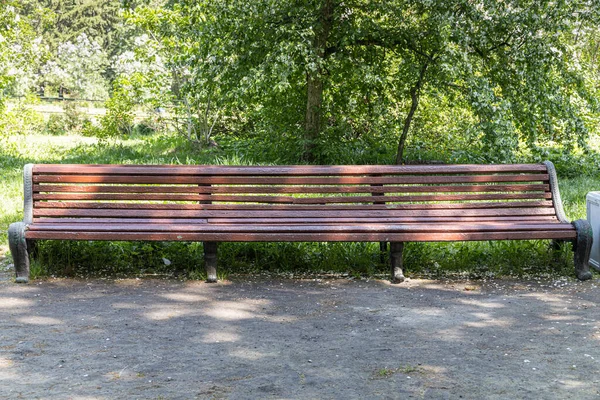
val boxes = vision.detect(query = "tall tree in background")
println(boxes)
[38,0,122,54]
[0,1,41,101]
[132,0,600,163]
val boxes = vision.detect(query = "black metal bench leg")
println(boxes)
[379,241,387,263]
[572,219,593,281]
[8,222,30,283]
[390,242,405,283]
[204,241,218,283]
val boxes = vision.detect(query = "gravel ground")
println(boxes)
[1,271,599,399]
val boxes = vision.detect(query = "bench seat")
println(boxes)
[26,221,576,242]
[8,162,593,283]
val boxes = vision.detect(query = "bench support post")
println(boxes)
[390,242,405,283]
[8,222,30,283]
[572,219,593,281]
[203,241,218,283]
[379,242,387,263]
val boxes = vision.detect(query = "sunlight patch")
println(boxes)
[0,297,34,309]
[17,316,62,325]
[160,293,208,302]
[201,331,240,343]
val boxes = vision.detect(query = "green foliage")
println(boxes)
[0,98,44,138]
[128,0,600,162]
[62,102,89,130]
[100,77,136,137]
[35,0,123,56]
[0,1,41,101]
[43,114,68,136]
[40,33,109,99]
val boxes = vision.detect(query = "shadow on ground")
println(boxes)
[0,274,599,399]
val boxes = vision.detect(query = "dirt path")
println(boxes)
[0,274,599,399]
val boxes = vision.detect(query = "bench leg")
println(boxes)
[379,241,387,263]
[390,242,405,283]
[572,219,593,281]
[8,222,30,283]
[203,241,218,283]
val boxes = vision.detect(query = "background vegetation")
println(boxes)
[1,0,600,280]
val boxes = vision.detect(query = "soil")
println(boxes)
[1,268,599,399]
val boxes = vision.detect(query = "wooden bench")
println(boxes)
[8,162,593,283]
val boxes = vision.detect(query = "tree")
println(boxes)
[36,0,122,55]
[0,1,42,102]
[132,0,600,163]
[40,33,109,99]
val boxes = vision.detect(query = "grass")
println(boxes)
[374,365,421,379]
[1,128,599,281]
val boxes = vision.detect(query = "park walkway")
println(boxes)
[0,273,598,399]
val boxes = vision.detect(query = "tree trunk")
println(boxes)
[304,73,323,160]
[303,0,334,162]
[395,61,429,165]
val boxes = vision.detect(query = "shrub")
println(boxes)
[44,114,68,135]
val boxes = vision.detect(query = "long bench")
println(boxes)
[8,162,593,283]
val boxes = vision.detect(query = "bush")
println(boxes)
[62,102,87,130]
[0,100,44,138]
[100,92,135,137]
[44,114,68,135]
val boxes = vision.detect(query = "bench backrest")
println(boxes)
[25,163,566,225]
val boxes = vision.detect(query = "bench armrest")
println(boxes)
[21,163,34,225]
[543,160,569,223]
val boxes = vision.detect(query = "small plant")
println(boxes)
[376,368,396,378]
[373,365,421,379]
[401,365,419,374]
[44,114,68,135]
[100,77,136,137]
[62,102,86,130]
[80,119,101,137]
[29,259,48,280]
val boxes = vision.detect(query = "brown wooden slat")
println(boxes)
[24,231,576,242]
[32,218,208,224]
[27,223,574,233]
[33,184,551,194]
[32,164,548,176]
[31,216,560,224]
[32,174,549,185]
[33,192,552,203]
[207,217,560,224]
[32,207,558,219]
[33,201,556,211]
